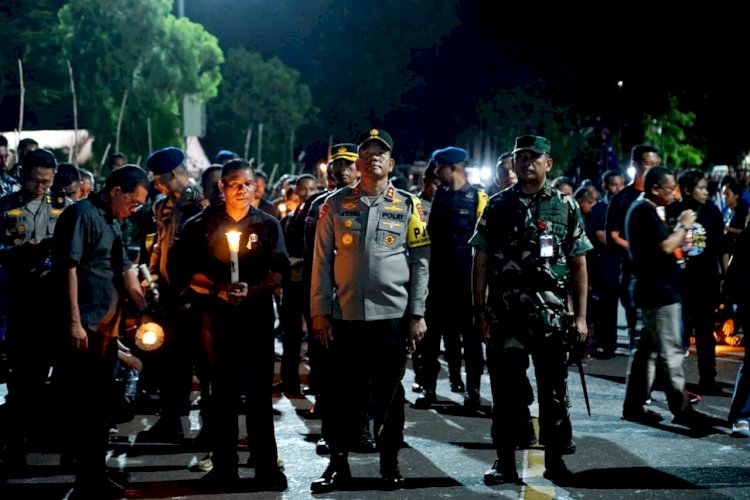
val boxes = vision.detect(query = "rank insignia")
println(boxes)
[385,186,395,201]
[384,234,395,246]
[344,219,353,228]
[341,232,354,246]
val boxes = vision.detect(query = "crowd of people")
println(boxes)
[0,128,748,498]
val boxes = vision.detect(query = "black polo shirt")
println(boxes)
[173,205,289,311]
[52,195,130,331]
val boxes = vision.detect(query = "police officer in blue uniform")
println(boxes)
[0,148,72,466]
[417,147,488,410]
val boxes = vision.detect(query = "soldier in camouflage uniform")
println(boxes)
[310,129,430,492]
[470,135,592,485]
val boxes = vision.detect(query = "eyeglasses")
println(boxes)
[122,192,144,211]
[657,184,676,192]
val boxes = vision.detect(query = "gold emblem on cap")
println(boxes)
[338,146,347,154]
[342,232,354,246]
[384,234,395,246]
[369,129,379,136]
[344,219,353,228]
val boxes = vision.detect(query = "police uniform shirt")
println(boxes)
[175,205,289,310]
[150,183,204,283]
[428,182,488,272]
[469,181,592,339]
[311,182,430,321]
[51,195,131,332]
[0,190,70,274]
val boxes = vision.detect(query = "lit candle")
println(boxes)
[226,231,241,282]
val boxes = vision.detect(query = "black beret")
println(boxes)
[330,143,358,162]
[431,146,468,165]
[146,146,185,174]
[22,148,57,170]
[357,129,393,152]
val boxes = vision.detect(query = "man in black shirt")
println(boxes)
[622,166,700,425]
[53,165,150,499]
[172,159,289,492]
[605,145,661,348]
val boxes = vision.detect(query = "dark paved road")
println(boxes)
[2,319,748,499]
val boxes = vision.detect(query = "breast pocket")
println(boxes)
[376,219,406,249]
[334,217,362,249]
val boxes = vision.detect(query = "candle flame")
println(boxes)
[226,231,242,252]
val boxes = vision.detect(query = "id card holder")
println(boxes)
[539,233,554,258]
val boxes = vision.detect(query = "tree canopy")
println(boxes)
[58,0,223,170]
[205,48,316,173]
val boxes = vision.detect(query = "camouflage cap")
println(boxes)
[357,128,393,152]
[512,135,551,156]
[330,143,358,162]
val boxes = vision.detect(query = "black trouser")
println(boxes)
[620,259,639,348]
[421,290,483,392]
[325,319,406,462]
[280,281,304,388]
[210,301,278,473]
[593,253,621,355]
[5,292,58,454]
[59,330,118,483]
[681,279,719,383]
[149,287,199,422]
[488,331,571,465]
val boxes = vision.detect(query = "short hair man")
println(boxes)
[310,129,430,492]
[0,149,72,467]
[470,135,591,485]
[53,165,150,499]
[417,146,488,410]
[622,166,706,426]
[172,159,289,492]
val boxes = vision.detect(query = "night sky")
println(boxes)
[182,2,748,166]
[2,2,746,167]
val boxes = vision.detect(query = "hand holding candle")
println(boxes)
[226,231,241,282]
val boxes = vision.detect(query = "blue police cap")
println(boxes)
[431,146,468,165]
[215,149,239,163]
[146,147,185,175]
